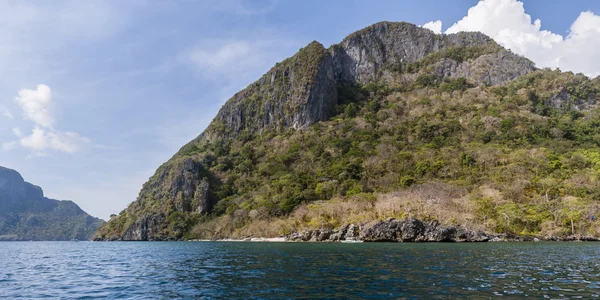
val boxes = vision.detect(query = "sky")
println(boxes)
[0,0,598,220]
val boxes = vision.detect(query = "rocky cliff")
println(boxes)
[191,22,535,144]
[95,21,600,241]
[207,41,337,137]
[0,166,104,241]
[330,22,534,85]
[288,219,500,242]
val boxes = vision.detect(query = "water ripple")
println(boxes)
[1,242,600,298]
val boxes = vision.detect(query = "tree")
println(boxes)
[560,196,586,235]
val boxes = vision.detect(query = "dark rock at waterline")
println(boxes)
[455,228,491,242]
[359,218,402,242]
[286,218,505,243]
[359,218,472,242]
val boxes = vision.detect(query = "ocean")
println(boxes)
[1,241,600,299]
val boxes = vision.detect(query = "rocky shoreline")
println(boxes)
[284,218,600,243]
[96,218,600,242]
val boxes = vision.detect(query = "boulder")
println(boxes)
[360,218,402,242]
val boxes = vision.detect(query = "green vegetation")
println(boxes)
[0,167,104,241]
[95,27,600,242]
[0,200,104,241]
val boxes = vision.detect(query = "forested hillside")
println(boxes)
[95,22,600,241]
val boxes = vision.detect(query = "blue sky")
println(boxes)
[1,0,599,220]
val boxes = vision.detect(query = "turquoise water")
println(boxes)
[1,242,600,299]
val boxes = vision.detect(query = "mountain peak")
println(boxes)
[97,21,545,241]
[202,38,337,140]
[198,21,534,145]
[0,166,27,202]
[0,165,104,241]
[330,20,531,85]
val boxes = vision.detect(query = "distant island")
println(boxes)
[95,21,600,242]
[0,166,104,241]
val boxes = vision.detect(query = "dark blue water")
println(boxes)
[1,242,600,299]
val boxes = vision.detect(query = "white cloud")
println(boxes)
[5,84,90,155]
[15,84,54,128]
[437,0,600,77]
[2,141,17,151]
[0,105,12,119]
[12,128,22,137]
[19,126,90,154]
[422,20,442,34]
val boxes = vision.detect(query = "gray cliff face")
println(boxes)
[25,183,44,200]
[194,178,211,214]
[204,41,338,140]
[204,22,535,142]
[115,157,214,241]
[137,157,213,215]
[435,51,535,86]
[330,21,445,83]
[122,214,166,241]
[0,166,104,241]
[291,53,337,129]
[329,22,535,86]
[0,167,27,204]
[200,22,534,143]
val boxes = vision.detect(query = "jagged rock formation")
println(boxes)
[95,21,600,241]
[330,22,534,85]
[0,166,104,241]
[286,218,600,243]
[208,41,337,137]
[197,22,535,141]
[287,219,495,242]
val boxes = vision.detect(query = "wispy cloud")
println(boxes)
[180,37,302,97]
[2,141,17,151]
[0,0,134,90]
[183,38,300,74]
[201,0,279,16]
[0,105,12,119]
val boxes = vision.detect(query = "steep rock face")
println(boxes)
[0,167,26,204]
[0,166,104,241]
[329,22,535,85]
[204,41,337,140]
[137,158,212,213]
[25,183,44,200]
[435,51,535,86]
[330,21,446,83]
[121,214,167,241]
[96,157,216,241]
